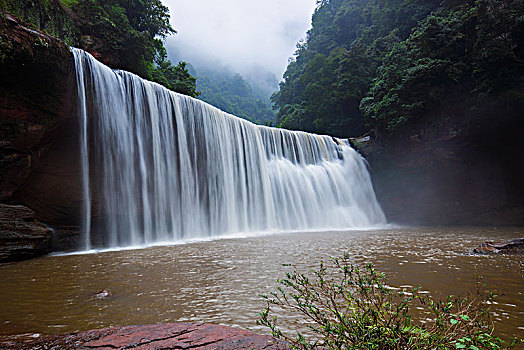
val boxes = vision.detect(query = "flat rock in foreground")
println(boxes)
[0,322,290,349]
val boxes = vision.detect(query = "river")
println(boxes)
[0,227,522,340]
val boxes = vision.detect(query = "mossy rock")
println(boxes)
[0,0,77,45]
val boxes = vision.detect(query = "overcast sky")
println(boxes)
[162,0,318,82]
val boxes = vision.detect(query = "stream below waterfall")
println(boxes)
[0,227,523,339]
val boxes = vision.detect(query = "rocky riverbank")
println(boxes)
[0,323,289,350]
[473,237,524,254]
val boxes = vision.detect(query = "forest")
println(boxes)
[194,66,276,125]
[273,0,524,138]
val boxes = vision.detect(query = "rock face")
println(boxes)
[0,323,290,350]
[473,237,524,254]
[0,13,84,259]
[0,203,52,262]
[0,13,71,200]
[359,109,524,226]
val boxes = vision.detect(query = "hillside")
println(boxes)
[194,65,276,124]
[274,0,524,139]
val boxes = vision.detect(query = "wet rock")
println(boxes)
[473,237,524,254]
[94,289,112,299]
[0,203,52,262]
[0,322,290,349]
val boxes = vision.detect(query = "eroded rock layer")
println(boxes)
[0,203,52,262]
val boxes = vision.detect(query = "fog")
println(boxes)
[162,0,317,86]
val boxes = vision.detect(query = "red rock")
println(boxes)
[0,323,290,349]
[1,12,83,257]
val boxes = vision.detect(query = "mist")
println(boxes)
[162,0,318,89]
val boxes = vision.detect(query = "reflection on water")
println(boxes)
[0,227,523,338]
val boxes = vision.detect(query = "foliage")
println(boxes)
[1,0,199,97]
[196,68,276,124]
[361,1,524,132]
[273,0,441,137]
[72,0,165,74]
[0,0,77,45]
[259,255,523,349]
[60,0,79,10]
[71,0,199,96]
[274,0,524,138]
[152,47,199,97]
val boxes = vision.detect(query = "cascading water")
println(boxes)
[72,48,386,249]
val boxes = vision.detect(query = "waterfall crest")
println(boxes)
[73,48,386,248]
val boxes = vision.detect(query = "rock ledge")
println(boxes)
[0,322,290,349]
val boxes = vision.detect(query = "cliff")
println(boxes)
[0,13,82,261]
[357,107,524,226]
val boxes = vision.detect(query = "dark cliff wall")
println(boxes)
[0,13,83,260]
[359,108,524,226]
[0,14,71,200]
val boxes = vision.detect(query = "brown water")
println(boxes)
[0,227,523,339]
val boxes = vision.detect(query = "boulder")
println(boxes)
[473,237,524,254]
[94,289,112,299]
[0,322,290,349]
[0,203,52,262]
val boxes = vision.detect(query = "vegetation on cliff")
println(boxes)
[273,0,524,138]
[0,0,199,97]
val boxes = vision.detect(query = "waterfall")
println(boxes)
[72,48,386,249]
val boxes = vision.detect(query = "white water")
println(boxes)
[72,48,386,249]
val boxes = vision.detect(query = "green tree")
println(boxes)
[274,0,524,140]
[27,0,201,96]
[151,47,199,97]
[273,0,441,137]
[361,0,524,133]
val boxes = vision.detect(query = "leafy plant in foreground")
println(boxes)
[258,254,522,349]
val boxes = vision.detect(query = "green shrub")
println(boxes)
[258,254,522,349]
[60,0,79,10]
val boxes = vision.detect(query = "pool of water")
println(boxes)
[0,227,523,339]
